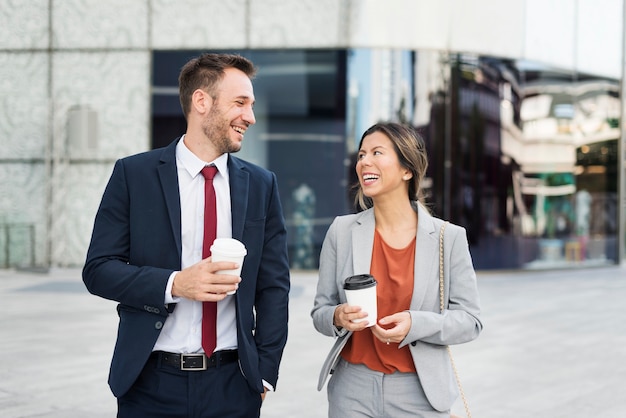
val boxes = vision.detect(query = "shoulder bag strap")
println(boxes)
[439,222,472,418]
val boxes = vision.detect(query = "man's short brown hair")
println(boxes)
[178,53,257,118]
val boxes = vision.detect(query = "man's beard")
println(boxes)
[202,105,242,154]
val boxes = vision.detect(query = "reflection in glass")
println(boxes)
[419,54,620,269]
[501,62,619,268]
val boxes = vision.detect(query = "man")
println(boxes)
[83,53,290,417]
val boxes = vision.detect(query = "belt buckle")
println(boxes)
[180,353,207,371]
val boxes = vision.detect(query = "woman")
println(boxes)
[312,122,482,417]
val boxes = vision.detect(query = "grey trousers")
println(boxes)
[327,359,449,418]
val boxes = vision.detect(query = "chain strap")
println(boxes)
[439,222,472,418]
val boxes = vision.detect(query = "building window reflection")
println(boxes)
[424,54,620,269]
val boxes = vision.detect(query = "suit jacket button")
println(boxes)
[155,321,163,329]
[144,305,160,314]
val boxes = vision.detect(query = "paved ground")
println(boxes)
[0,264,625,417]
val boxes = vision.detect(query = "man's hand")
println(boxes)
[171,257,241,301]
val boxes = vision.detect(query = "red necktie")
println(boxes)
[200,165,218,355]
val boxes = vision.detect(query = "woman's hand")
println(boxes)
[371,311,412,344]
[333,304,370,332]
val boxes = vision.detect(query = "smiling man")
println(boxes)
[83,53,290,417]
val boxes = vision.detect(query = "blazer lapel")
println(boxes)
[228,156,249,241]
[352,209,375,275]
[157,138,183,261]
[411,204,439,310]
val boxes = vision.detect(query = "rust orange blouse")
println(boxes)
[341,229,417,373]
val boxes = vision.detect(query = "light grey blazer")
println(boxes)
[311,203,482,412]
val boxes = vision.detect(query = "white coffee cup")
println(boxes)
[210,238,247,295]
[343,274,378,327]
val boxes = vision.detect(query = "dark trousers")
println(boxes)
[117,353,262,418]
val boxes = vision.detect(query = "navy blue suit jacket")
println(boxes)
[83,138,290,397]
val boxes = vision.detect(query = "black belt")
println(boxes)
[152,350,238,371]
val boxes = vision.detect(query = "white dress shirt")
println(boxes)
[153,136,237,354]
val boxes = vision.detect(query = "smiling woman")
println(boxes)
[312,123,482,417]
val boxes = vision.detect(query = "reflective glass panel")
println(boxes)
[417,54,620,269]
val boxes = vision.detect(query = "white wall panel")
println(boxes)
[151,0,246,49]
[349,0,452,50]
[52,52,150,160]
[448,0,525,58]
[0,56,48,266]
[50,51,150,266]
[349,0,622,78]
[52,0,148,49]
[50,163,113,266]
[0,53,49,159]
[0,0,49,49]
[250,0,345,48]
[0,163,47,266]
[576,0,623,79]
[524,0,576,70]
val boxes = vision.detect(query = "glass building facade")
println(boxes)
[1,1,622,270]
[152,48,621,271]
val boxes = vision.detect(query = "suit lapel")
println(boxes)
[157,138,183,262]
[411,205,439,310]
[228,156,249,241]
[352,209,375,275]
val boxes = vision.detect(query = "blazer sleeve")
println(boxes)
[250,171,291,390]
[400,223,482,347]
[311,217,348,338]
[82,157,174,314]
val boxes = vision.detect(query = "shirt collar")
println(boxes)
[177,135,229,178]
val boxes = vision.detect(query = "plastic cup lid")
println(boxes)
[211,238,247,256]
[343,274,377,290]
